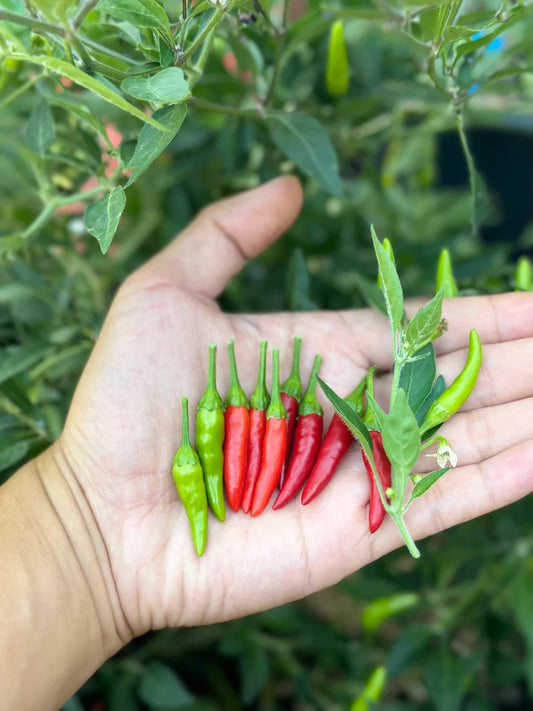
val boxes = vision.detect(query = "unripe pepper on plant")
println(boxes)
[279,336,303,488]
[325,19,350,98]
[196,344,226,522]
[436,247,459,297]
[251,348,287,516]
[420,329,482,435]
[241,341,270,514]
[514,255,532,291]
[223,340,250,512]
[273,354,323,509]
[172,398,209,557]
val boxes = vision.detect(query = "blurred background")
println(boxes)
[1,0,533,708]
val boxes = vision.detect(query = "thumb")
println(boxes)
[132,176,303,299]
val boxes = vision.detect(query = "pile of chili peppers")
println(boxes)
[172,337,390,556]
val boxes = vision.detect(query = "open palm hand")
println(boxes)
[55,177,533,641]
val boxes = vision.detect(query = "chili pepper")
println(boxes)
[196,343,226,522]
[250,348,287,516]
[325,19,350,98]
[514,255,532,291]
[436,247,458,297]
[273,355,323,509]
[301,371,369,505]
[360,592,419,632]
[172,397,208,556]
[349,666,387,711]
[361,430,391,534]
[279,336,302,488]
[241,341,270,514]
[420,329,482,435]
[223,339,250,512]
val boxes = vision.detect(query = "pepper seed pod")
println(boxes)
[196,344,226,522]
[173,397,208,557]
[420,329,482,435]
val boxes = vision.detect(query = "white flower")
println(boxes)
[426,438,457,468]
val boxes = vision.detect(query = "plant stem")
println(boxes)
[178,7,223,65]
[0,10,66,35]
[190,96,261,117]
[392,513,421,558]
[73,0,100,29]
[456,105,480,234]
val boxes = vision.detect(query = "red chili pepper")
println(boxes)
[279,336,302,488]
[301,372,369,505]
[273,355,323,509]
[361,430,391,534]
[223,339,249,512]
[250,348,287,516]
[241,341,270,514]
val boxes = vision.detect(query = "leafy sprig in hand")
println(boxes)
[319,230,482,558]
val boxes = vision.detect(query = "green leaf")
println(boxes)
[126,103,187,185]
[371,226,404,331]
[266,112,343,197]
[24,99,55,156]
[442,25,476,44]
[424,646,482,711]
[409,467,449,502]
[0,342,51,385]
[11,54,169,131]
[84,187,126,254]
[398,343,436,415]
[415,374,446,428]
[365,391,386,432]
[318,376,372,452]
[121,68,191,103]
[404,291,443,355]
[138,661,194,708]
[240,646,270,705]
[97,0,171,33]
[0,441,30,472]
[381,388,420,497]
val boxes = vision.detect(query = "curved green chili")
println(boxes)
[173,397,209,556]
[420,329,482,435]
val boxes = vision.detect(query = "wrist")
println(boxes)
[0,445,130,710]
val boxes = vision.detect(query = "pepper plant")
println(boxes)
[320,231,482,558]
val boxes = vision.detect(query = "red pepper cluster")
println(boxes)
[202,338,392,533]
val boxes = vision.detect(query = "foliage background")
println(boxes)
[1,0,533,708]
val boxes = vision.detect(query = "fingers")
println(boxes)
[130,176,303,299]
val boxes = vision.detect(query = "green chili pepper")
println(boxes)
[325,20,350,98]
[420,329,482,435]
[514,255,532,291]
[173,397,208,556]
[196,344,226,522]
[436,247,459,297]
[349,666,387,711]
[361,593,419,632]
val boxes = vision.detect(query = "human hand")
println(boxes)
[52,176,533,644]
